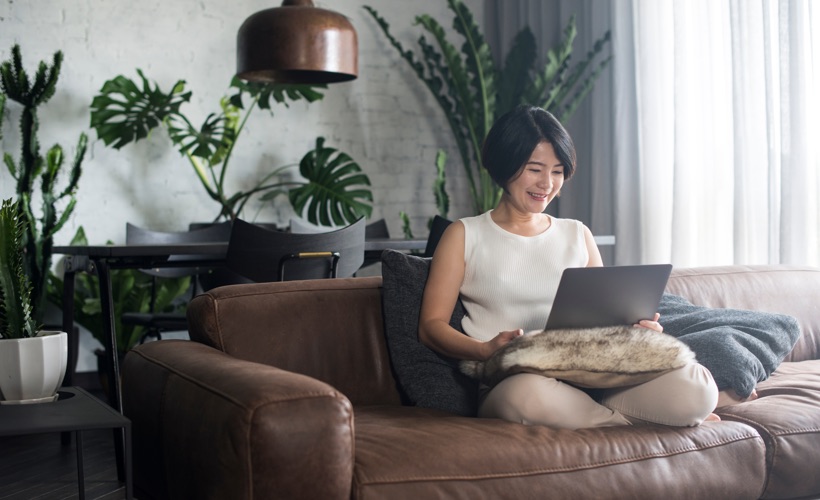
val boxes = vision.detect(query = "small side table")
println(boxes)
[0,386,132,499]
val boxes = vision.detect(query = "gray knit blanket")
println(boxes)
[658,294,801,398]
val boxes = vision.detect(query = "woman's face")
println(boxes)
[504,141,565,213]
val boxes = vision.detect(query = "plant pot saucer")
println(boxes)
[0,394,59,405]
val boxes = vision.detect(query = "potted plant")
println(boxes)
[365,1,611,233]
[0,198,67,404]
[90,72,372,226]
[47,226,191,359]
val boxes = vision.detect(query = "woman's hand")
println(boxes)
[634,313,663,333]
[481,329,524,360]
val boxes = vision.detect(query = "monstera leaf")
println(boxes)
[288,137,373,226]
[90,69,191,150]
[228,76,325,110]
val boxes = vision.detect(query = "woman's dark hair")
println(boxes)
[481,105,576,189]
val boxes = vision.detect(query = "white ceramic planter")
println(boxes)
[0,330,68,404]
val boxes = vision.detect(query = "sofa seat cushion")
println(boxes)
[715,360,820,500]
[351,406,766,500]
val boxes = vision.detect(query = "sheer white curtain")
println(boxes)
[613,0,820,267]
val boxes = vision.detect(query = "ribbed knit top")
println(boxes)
[459,211,589,341]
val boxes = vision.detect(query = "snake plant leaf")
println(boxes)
[289,137,373,226]
[90,69,191,149]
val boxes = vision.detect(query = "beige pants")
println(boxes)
[478,363,718,429]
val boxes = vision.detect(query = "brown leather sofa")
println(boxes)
[123,265,820,499]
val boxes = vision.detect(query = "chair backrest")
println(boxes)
[364,218,390,239]
[226,217,366,282]
[423,215,453,257]
[125,221,233,278]
[289,217,336,234]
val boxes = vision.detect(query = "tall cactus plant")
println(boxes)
[0,44,87,324]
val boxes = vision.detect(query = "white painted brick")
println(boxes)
[1,0,483,242]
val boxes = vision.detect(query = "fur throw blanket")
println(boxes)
[460,326,695,388]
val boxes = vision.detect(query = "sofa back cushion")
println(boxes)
[186,276,403,406]
[380,250,478,416]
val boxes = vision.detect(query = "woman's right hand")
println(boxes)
[482,329,524,360]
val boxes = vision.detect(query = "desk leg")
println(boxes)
[61,267,77,387]
[76,430,85,500]
[94,259,122,413]
[94,258,127,483]
[61,266,78,447]
[125,424,133,499]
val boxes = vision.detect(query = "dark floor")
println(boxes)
[0,378,129,500]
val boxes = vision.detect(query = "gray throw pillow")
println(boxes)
[659,293,801,398]
[380,249,478,416]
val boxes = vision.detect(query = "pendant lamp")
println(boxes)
[236,0,358,84]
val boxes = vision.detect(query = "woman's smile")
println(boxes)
[504,141,565,213]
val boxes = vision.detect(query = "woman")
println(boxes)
[419,105,719,429]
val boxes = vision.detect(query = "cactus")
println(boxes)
[0,198,40,339]
[1,44,87,324]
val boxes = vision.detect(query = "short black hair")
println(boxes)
[481,105,576,189]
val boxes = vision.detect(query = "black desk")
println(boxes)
[53,238,428,414]
[0,387,132,499]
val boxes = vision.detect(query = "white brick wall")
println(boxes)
[0,0,482,243]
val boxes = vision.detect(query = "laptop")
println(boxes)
[544,264,673,330]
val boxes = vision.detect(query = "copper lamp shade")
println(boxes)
[236,0,358,84]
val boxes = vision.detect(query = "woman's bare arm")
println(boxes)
[419,222,521,360]
[583,225,604,267]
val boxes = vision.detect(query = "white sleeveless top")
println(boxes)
[459,211,589,341]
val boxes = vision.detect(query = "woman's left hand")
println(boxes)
[634,313,663,332]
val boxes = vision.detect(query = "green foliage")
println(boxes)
[0,44,87,325]
[0,199,40,339]
[433,150,449,219]
[46,227,191,356]
[399,211,414,240]
[90,72,372,224]
[287,137,373,226]
[365,1,611,215]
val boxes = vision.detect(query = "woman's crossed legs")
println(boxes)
[478,363,719,429]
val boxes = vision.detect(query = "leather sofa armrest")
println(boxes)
[122,340,354,500]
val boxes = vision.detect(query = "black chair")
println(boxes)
[365,218,390,239]
[122,221,233,342]
[424,215,453,257]
[226,217,366,282]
